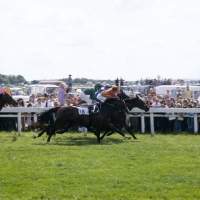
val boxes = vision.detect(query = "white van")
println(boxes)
[27,84,58,96]
[10,87,25,95]
[155,85,200,99]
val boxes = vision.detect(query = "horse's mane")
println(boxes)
[124,97,137,104]
[117,90,130,99]
[104,98,119,104]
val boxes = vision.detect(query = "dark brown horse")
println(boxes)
[0,90,18,110]
[100,94,150,140]
[33,98,129,143]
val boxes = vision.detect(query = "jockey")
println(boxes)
[97,85,119,102]
[104,84,111,90]
[95,84,104,97]
[79,82,102,105]
[95,84,111,97]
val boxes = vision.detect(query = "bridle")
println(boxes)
[137,95,150,110]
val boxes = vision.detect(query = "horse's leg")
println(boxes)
[47,127,55,143]
[95,125,101,143]
[46,118,70,143]
[56,121,74,134]
[102,123,131,140]
[33,126,50,139]
[122,122,137,139]
[100,127,112,140]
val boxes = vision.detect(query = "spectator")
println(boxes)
[27,96,35,107]
[63,93,70,105]
[25,103,33,131]
[151,98,161,131]
[182,99,189,108]
[167,101,175,132]
[164,89,171,99]
[149,88,156,97]
[67,75,73,92]
[176,89,182,99]
[174,103,184,133]
[65,99,72,107]
[183,85,193,99]
[58,82,67,106]
[115,77,119,86]
[44,94,54,107]
[120,77,124,86]
[49,94,55,105]
[71,97,79,106]
[187,104,194,133]
[35,97,44,108]
[54,101,59,107]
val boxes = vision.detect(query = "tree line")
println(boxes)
[0,74,115,86]
[0,74,27,85]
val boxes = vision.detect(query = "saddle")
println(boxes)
[77,103,99,115]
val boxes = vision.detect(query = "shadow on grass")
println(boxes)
[32,133,139,146]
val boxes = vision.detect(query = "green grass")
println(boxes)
[0,131,200,200]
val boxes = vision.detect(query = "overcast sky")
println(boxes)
[0,0,200,81]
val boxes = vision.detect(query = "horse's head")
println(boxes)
[6,93,18,107]
[124,95,150,112]
[0,92,18,110]
[136,95,150,112]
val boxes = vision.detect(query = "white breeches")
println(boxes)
[97,94,107,102]
[79,91,92,105]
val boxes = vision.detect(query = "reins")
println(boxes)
[137,95,150,110]
[103,99,129,112]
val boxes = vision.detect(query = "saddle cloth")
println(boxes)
[78,105,99,115]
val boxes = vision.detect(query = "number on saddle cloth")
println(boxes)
[78,104,99,115]
[78,107,89,115]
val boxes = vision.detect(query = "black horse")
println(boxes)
[32,107,61,134]
[100,95,150,140]
[33,98,129,143]
[0,90,18,110]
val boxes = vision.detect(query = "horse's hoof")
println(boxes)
[33,135,37,139]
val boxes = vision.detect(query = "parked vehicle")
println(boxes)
[10,88,25,95]
[121,85,151,96]
[27,84,58,96]
[155,85,200,99]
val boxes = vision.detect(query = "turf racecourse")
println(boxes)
[0,132,200,200]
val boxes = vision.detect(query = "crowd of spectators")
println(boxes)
[1,82,199,134]
[0,81,82,132]
[137,77,185,87]
[129,85,199,134]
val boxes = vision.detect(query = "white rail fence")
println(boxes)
[0,107,200,136]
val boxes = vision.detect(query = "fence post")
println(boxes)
[33,114,38,131]
[194,114,198,134]
[84,127,87,136]
[150,112,155,136]
[141,113,145,133]
[17,112,21,136]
